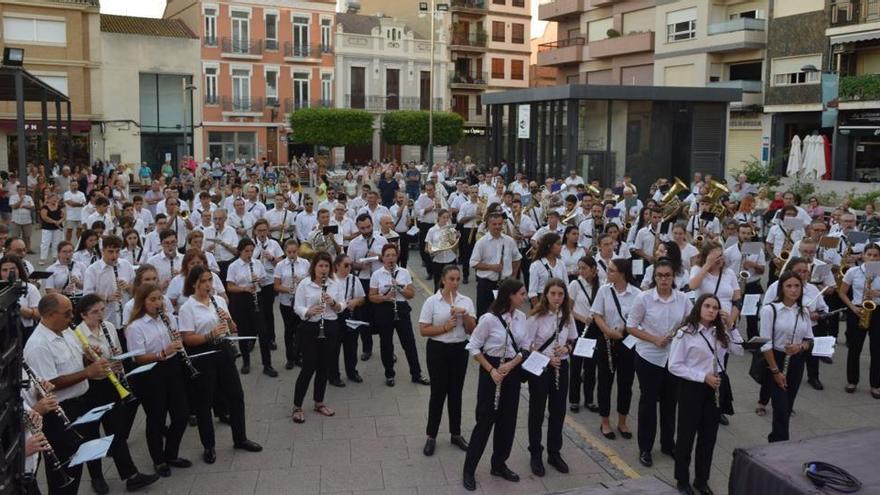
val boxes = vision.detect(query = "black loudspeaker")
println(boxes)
[0,281,26,495]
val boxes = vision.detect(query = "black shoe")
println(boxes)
[91,477,109,494]
[217,413,230,424]
[661,446,676,458]
[125,472,159,491]
[451,435,469,451]
[270,341,277,350]
[719,414,729,426]
[694,484,714,495]
[548,453,569,473]
[203,448,216,464]
[639,451,653,467]
[386,377,395,387]
[569,403,580,413]
[285,361,295,370]
[585,402,600,413]
[393,354,398,363]
[329,378,346,387]
[234,439,263,452]
[166,458,192,468]
[348,373,364,383]
[600,425,616,440]
[462,472,477,491]
[677,482,695,495]
[187,414,198,427]
[808,377,824,390]
[820,356,833,364]
[154,463,171,477]
[412,375,430,385]
[262,366,279,378]
[423,437,436,456]
[361,352,372,361]
[240,363,250,374]
[463,278,469,285]
[530,457,546,477]
[617,427,632,439]
[490,465,520,482]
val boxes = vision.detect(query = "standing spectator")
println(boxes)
[39,193,65,264]
[63,181,86,241]
[161,160,174,179]
[378,171,399,208]
[0,178,10,223]
[10,184,34,253]
[806,197,824,220]
[405,164,421,200]
[56,166,72,194]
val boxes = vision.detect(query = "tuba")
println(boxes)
[562,206,579,227]
[705,179,730,218]
[585,183,601,199]
[660,177,689,222]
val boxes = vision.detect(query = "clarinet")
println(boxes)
[112,264,123,327]
[209,295,240,359]
[391,269,399,322]
[157,309,200,379]
[552,315,561,390]
[22,411,74,488]
[99,322,135,401]
[21,362,83,441]
[318,276,328,339]
[249,261,261,313]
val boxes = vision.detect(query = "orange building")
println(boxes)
[164,0,336,164]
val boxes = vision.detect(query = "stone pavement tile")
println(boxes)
[262,419,301,449]
[347,397,401,417]
[382,457,448,489]
[438,454,467,483]
[331,382,375,401]
[475,475,547,495]
[396,396,430,418]
[370,382,430,400]
[254,466,321,495]
[324,417,378,440]
[352,488,418,495]
[190,470,259,494]
[376,415,426,438]
[134,473,196,494]
[557,445,611,475]
[293,438,352,466]
[230,447,293,471]
[351,436,410,462]
[321,462,384,492]
[540,473,609,492]
[418,484,486,495]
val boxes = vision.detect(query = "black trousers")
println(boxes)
[417,221,434,269]
[279,303,301,365]
[463,357,521,476]
[425,339,468,438]
[294,320,338,406]
[527,360,569,457]
[218,259,233,288]
[189,344,247,449]
[845,310,880,387]
[230,292,271,368]
[635,355,677,454]
[596,337,635,418]
[806,323,826,381]
[432,260,455,292]
[133,357,189,465]
[331,310,360,381]
[258,284,278,344]
[519,247,532,289]
[825,292,844,340]
[744,280,763,339]
[81,379,139,481]
[767,351,805,443]
[42,396,86,495]
[475,277,499,317]
[398,232,410,268]
[459,228,476,280]
[357,278,374,354]
[569,321,599,406]
[375,302,423,379]
[674,379,719,488]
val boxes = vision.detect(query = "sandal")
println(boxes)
[755,405,767,417]
[845,384,857,394]
[292,407,305,424]
[314,404,335,417]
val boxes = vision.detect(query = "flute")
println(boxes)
[318,275,328,339]
[712,350,721,408]
[494,331,509,411]
[99,322,135,402]
[21,362,83,441]
[249,261,261,313]
[22,411,74,487]
[71,326,132,402]
[157,309,200,379]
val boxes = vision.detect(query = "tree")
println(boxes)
[381,111,465,147]
[288,107,373,148]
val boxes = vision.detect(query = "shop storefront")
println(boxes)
[838,109,880,182]
[0,120,90,170]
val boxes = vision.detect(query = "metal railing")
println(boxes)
[266,96,280,107]
[344,95,443,111]
[283,98,334,112]
[265,39,278,50]
[538,37,585,52]
[450,31,488,47]
[451,0,487,9]
[283,42,332,58]
[204,94,219,105]
[829,0,880,27]
[221,96,264,112]
[203,36,217,47]
[221,37,263,55]
[450,71,488,85]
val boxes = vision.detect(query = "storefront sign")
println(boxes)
[821,73,839,128]
[0,120,91,133]
[517,105,530,139]
[463,127,486,136]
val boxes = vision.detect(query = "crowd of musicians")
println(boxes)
[13,164,880,495]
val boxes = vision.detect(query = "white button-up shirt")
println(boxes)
[389,203,413,233]
[668,324,744,383]
[426,224,458,264]
[126,313,176,357]
[337,273,366,306]
[470,233,521,280]
[525,311,578,361]
[63,190,86,221]
[294,210,318,242]
[763,281,829,314]
[294,277,343,322]
[10,194,34,224]
[228,211,256,234]
[75,321,122,360]
[274,256,311,306]
[689,266,739,313]
[359,204,392,231]
[147,251,184,286]
[203,225,239,262]
[44,260,86,296]
[528,257,568,299]
[83,259,136,327]
[415,193,439,224]
[591,283,640,331]
[418,291,475,344]
[370,265,413,302]
[226,257,266,292]
[627,288,693,367]
[560,246,586,277]
[465,310,528,358]
[569,277,596,323]
[842,265,880,305]
[178,296,229,337]
[167,272,225,309]
[23,324,88,401]
[253,237,283,285]
[265,208,295,240]
[760,302,815,353]
[348,233,387,280]
[724,243,766,284]
[120,247,147,267]
[766,224,805,257]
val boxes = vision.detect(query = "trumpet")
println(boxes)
[22,362,83,442]
[71,326,133,402]
[180,209,189,220]
[23,411,74,487]
[157,309,200,378]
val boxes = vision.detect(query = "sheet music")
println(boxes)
[741,294,761,316]
[811,336,836,357]
[573,338,597,358]
[521,351,550,376]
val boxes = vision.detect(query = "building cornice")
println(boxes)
[0,0,99,13]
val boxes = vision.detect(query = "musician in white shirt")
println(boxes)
[415,182,442,271]
[528,233,568,304]
[425,209,460,292]
[44,241,85,299]
[274,239,311,369]
[203,209,239,279]
[348,214,387,361]
[244,186,267,220]
[142,214,167,258]
[82,235,135,329]
[470,213,522,315]
[294,199,318,243]
[265,193,295,243]
[252,219,283,347]
[164,198,193,251]
[228,198,256,238]
[226,238,274,376]
[146,230,184,290]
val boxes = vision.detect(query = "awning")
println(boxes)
[831,29,880,45]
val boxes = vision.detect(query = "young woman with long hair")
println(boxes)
[689,241,741,331]
[226,238,275,376]
[462,278,529,491]
[167,249,226,311]
[641,241,689,291]
[120,228,146,267]
[418,265,476,457]
[73,228,101,266]
[525,278,578,477]
[425,208,460,292]
[560,226,586,282]
[329,253,366,386]
[528,232,567,306]
[568,256,601,413]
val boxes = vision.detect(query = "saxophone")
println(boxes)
[860,273,877,329]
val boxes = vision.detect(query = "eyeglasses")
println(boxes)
[655,273,673,279]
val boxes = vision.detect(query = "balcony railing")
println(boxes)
[450,105,486,124]
[344,95,443,111]
[706,79,763,93]
[50,0,99,6]
[266,96,280,107]
[707,18,766,35]
[283,98,334,112]
[203,36,217,47]
[283,42,331,59]
[221,37,263,56]
[450,0,487,11]
[204,94,219,105]
[829,0,880,27]
[450,71,488,86]
[450,31,488,48]
[538,37,585,52]
[265,39,278,50]
[221,96,264,113]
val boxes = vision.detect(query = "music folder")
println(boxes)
[323,225,339,235]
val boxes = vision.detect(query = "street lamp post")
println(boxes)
[181,77,197,166]
[420,1,447,169]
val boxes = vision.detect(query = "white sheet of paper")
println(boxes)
[335,233,343,246]
[811,263,832,283]
[361,256,379,264]
[742,241,763,256]
[521,352,551,376]
[622,334,638,349]
[492,290,498,299]
[865,261,880,277]
[632,259,644,276]
[188,350,218,359]
[741,294,761,316]
[68,435,114,467]
[108,350,143,361]
[685,291,697,301]
[70,403,114,426]
[125,362,156,377]
[406,226,419,236]
[811,336,836,357]
[223,336,257,341]
[783,217,803,231]
[345,319,369,329]
[724,237,738,249]
[573,338,597,358]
